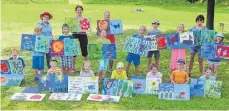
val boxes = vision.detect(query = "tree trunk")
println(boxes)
[206,0,215,30]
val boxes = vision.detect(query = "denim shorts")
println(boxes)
[147,51,160,59]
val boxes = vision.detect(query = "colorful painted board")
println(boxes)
[109,20,123,34]
[8,60,24,74]
[34,35,50,53]
[117,80,133,97]
[200,43,216,59]
[0,75,23,87]
[50,40,64,56]
[204,80,222,98]
[49,93,82,101]
[10,93,46,101]
[102,78,119,96]
[0,60,11,74]
[166,33,180,49]
[65,17,91,32]
[65,17,79,32]
[38,74,53,91]
[22,87,38,93]
[190,78,204,97]
[49,74,68,93]
[158,83,174,100]
[192,30,201,45]
[216,45,229,59]
[145,77,162,94]
[102,44,116,59]
[131,76,146,94]
[20,34,36,51]
[68,76,84,94]
[83,76,99,94]
[174,84,190,100]
[179,32,195,48]
[144,35,158,50]
[199,30,215,45]
[156,34,167,49]
[97,20,110,36]
[64,38,80,56]
[87,94,120,103]
[88,44,102,60]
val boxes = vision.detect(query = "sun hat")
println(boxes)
[40,12,53,20]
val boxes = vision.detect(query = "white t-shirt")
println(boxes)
[146,72,163,78]
[79,70,94,77]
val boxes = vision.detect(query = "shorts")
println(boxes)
[190,46,201,55]
[72,33,88,57]
[98,59,109,71]
[147,51,160,59]
[60,56,73,69]
[126,53,140,66]
[32,56,44,70]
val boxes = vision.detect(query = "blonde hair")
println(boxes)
[82,60,91,70]
[10,48,18,55]
[33,25,42,34]
[139,25,146,31]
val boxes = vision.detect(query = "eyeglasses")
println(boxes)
[152,23,160,25]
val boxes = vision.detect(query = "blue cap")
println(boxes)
[177,59,185,64]
[215,32,224,38]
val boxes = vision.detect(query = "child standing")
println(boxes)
[47,59,63,75]
[147,20,162,72]
[171,59,189,84]
[208,32,224,78]
[32,25,45,81]
[199,67,215,82]
[9,48,25,68]
[170,24,186,73]
[146,64,163,78]
[58,24,73,75]
[111,62,127,80]
[126,25,146,74]
[79,61,94,77]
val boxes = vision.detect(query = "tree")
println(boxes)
[206,0,215,30]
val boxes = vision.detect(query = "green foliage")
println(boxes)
[1,0,68,4]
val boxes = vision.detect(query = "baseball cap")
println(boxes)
[177,59,185,64]
[152,20,160,24]
[215,32,224,38]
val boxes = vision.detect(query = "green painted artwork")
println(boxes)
[199,30,215,45]
[204,80,222,98]
[117,80,133,98]
[88,44,102,60]
[34,35,50,53]
[65,17,79,33]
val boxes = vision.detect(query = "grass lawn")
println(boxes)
[1,3,229,110]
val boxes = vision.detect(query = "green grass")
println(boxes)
[1,3,229,110]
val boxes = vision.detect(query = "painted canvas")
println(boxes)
[8,60,24,74]
[204,80,222,98]
[158,83,174,100]
[0,75,23,87]
[79,17,91,32]
[0,60,11,74]
[200,43,216,59]
[50,40,64,56]
[174,84,190,100]
[65,17,79,32]
[145,77,162,94]
[144,35,158,50]
[109,20,123,34]
[131,76,146,94]
[83,76,99,94]
[68,76,84,94]
[179,32,195,48]
[199,30,215,45]
[38,74,53,91]
[22,87,38,93]
[102,44,116,59]
[166,33,180,49]
[87,94,120,103]
[64,38,80,56]
[49,93,82,101]
[190,78,204,97]
[156,34,167,49]
[88,44,102,60]
[34,35,50,53]
[215,45,229,59]
[97,20,110,36]
[49,74,68,93]
[20,34,36,51]
[117,80,134,97]
[102,78,119,96]
[10,93,46,101]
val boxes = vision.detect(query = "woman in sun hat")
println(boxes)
[36,12,53,69]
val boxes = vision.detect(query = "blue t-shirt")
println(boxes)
[8,56,26,68]
[58,35,74,41]
[147,29,162,36]
[36,21,52,40]
[199,75,215,83]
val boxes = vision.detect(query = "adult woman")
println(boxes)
[37,12,53,69]
[71,5,88,72]
[188,14,208,76]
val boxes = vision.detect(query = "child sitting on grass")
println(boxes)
[79,61,94,77]
[146,64,162,78]
[171,59,189,84]
[47,58,62,75]
[8,48,25,69]
[111,62,127,80]
[199,67,215,82]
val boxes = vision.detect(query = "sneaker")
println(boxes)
[71,68,76,73]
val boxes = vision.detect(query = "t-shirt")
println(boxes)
[111,70,128,80]
[58,35,73,41]
[189,26,208,32]
[170,70,189,84]
[146,72,163,78]
[8,56,25,68]
[79,70,94,77]
[147,29,162,51]
[36,21,52,40]
[199,75,215,82]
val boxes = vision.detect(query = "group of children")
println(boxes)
[10,12,224,85]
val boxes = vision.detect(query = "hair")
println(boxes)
[10,48,18,55]
[75,5,83,11]
[82,60,91,70]
[177,24,185,33]
[139,25,146,31]
[151,64,158,70]
[33,25,42,34]
[205,66,212,72]
[195,14,205,23]
[62,24,70,34]
[104,11,110,16]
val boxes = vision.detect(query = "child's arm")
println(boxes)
[185,73,189,84]
[111,71,116,79]
[170,72,176,84]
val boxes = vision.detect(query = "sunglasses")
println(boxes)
[152,23,160,25]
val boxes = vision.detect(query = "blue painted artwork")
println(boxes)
[102,78,119,96]
[1,74,23,87]
[131,76,146,94]
[64,38,80,56]
[201,43,217,59]
[166,33,180,49]
[50,74,68,93]
[83,76,99,94]
[102,44,116,59]
[158,83,174,100]
[34,35,50,53]
[22,87,38,93]
[109,20,123,34]
[174,84,190,100]
[20,34,36,51]
[38,74,53,91]
[192,30,201,46]
[1,60,11,74]
[190,78,204,97]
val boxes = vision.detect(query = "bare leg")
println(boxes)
[188,53,195,75]
[147,57,152,72]
[155,59,160,69]
[198,54,203,75]
[67,68,72,75]
[35,70,38,77]
[109,60,113,71]
[126,63,131,73]
[135,65,139,74]
[101,71,106,81]
[72,56,76,69]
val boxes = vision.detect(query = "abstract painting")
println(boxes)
[87,94,120,103]
[0,60,11,74]
[0,74,23,87]
[49,93,83,101]
[8,60,24,74]
[131,76,146,94]
[158,83,174,100]
[174,84,190,100]
[156,34,167,49]
[102,44,116,59]
[117,80,134,97]
[215,45,229,59]
[65,17,79,32]
[34,35,50,53]
[97,20,110,36]
[50,40,64,56]
[204,80,222,98]
[199,30,215,45]
[88,44,102,60]
[38,74,53,91]
[102,78,119,96]
[165,33,180,49]
[10,93,46,101]
[200,43,216,59]
[145,77,162,94]
[64,38,80,56]
[190,78,204,97]
[20,34,36,51]
[79,17,91,32]
[109,20,123,34]
[49,74,68,93]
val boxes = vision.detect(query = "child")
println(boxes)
[126,25,146,74]
[147,20,162,72]
[146,64,162,78]
[111,62,127,80]
[171,59,189,84]
[47,59,63,75]
[32,25,45,81]
[58,24,73,75]
[208,32,224,78]
[9,48,25,68]
[79,61,94,77]
[199,67,215,82]
[170,24,186,73]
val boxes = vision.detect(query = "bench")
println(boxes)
[219,22,229,31]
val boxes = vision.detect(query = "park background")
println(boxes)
[1,0,229,110]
